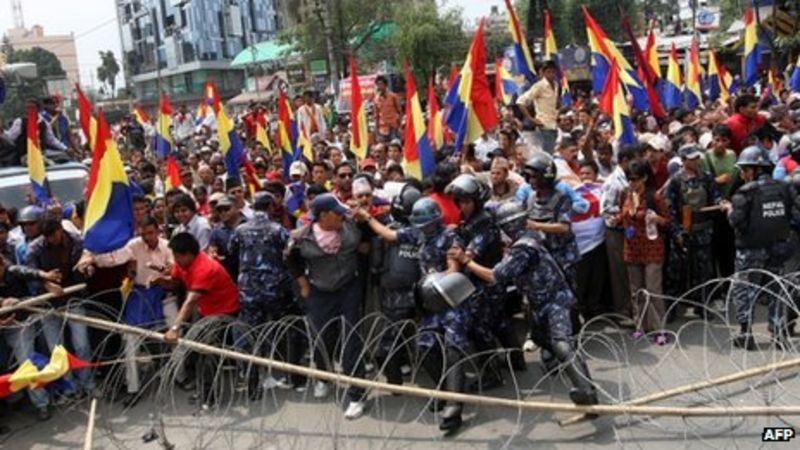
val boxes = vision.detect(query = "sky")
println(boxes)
[0,0,122,90]
[0,0,500,90]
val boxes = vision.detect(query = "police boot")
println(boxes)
[551,340,598,408]
[439,359,465,434]
[421,349,445,412]
[540,348,559,376]
[496,328,527,372]
[733,323,756,351]
[468,355,504,392]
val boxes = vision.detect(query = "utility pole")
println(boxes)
[114,0,134,110]
[313,0,339,95]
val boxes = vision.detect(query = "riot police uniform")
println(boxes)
[486,202,598,405]
[371,185,422,385]
[230,193,305,388]
[393,198,471,433]
[728,147,800,349]
[522,154,580,288]
[446,174,523,377]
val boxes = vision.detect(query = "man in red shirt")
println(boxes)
[159,232,240,343]
[722,94,766,154]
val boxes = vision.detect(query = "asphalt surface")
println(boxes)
[3,311,800,449]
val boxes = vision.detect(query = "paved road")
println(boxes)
[3,313,800,449]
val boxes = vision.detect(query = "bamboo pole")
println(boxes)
[28,305,800,418]
[560,355,800,426]
[83,398,97,450]
[0,284,86,317]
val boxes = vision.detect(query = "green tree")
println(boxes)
[8,46,66,77]
[97,50,120,98]
[564,0,637,45]
[1,46,65,119]
[280,0,396,82]
[394,3,468,84]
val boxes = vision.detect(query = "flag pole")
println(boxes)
[25,304,800,419]
[83,398,97,450]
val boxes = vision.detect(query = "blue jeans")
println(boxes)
[540,129,558,154]
[306,279,365,401]
[2,325,49,408]
[40,304,95,392]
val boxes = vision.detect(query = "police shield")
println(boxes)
[417,272,476,314]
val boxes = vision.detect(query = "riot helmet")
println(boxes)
[408,198,442,236]
[391,184,422,224]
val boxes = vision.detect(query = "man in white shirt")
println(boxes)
[83,216,177,405]
[295,90,327,139]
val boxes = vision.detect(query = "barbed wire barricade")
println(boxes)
[2,272,800,448]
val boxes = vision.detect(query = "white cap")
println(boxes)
[289,161,307,177]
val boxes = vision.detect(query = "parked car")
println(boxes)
[0,163,89,210]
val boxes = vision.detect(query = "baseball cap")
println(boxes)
[289,161,308,177]
[679,144,703,160]
[360,158,377,170]
[312,194,349,217]
[214,196,234,210]
[208,192,227,205]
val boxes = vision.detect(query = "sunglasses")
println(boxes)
[338,173,353,179]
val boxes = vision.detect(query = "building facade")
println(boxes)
[6,25,80,85]
[116,0,281,106]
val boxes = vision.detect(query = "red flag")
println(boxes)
[75,84,92,141]
[466,20,498,133]
[620,16,665,119]
[349,55,368,161]
[447,65,459,91]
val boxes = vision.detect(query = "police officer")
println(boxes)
[358,198,469,433]
[522,153,580,287]
[370,184,422,385]
[229,192,304,393]
[450,202,599,406]
[446,174,524,384]
[522,153,582,371]
[724,146,800,350]
[664,144,724,318]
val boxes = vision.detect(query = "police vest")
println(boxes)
[679,176,714,231]
[457,210,503,267]
[380,228,421,289]
[736,180,792,248]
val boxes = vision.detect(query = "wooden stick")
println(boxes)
[83,398,97,450]
[28,305,800,418]
[0,283,87,316]
[560,355,800,426]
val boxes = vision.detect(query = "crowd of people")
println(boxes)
[2,62,800,436]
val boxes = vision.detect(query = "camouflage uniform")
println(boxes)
[229,211,300,325]
[664,171,720,303]
[492,233,576,347]
[729,176,800,334]
[373,222,421,383]
[396,227,470,351]
[527,189,580,288]
[229,211,305,388]
[454,211,510,352]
